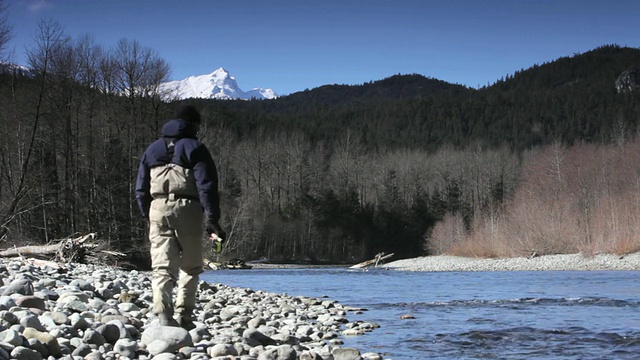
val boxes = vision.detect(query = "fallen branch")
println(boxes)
[0,232,102,264]
[349,252,394,269]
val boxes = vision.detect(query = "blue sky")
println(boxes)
[6,0,640,95]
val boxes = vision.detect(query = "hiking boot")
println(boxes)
[157,313,179,327]
[175,314,196,330]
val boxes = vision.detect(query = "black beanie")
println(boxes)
[175,104,202,124]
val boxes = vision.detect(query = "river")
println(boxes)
[201,268,640,359]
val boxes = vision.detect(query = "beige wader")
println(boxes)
[148,164,204,320]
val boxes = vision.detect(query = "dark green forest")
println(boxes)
[1,18,639,267]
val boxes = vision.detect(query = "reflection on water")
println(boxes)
[201,269,640,359]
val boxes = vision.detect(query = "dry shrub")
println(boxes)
[425,212,466,255]
[426,138,640,258]
[571,141,640,255]
[465,211,513,257]
[610,235,640,255]
[447,239,501,258]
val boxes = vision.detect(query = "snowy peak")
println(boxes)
[160,68,277,101]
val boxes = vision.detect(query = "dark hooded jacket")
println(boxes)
[135,119,220,229]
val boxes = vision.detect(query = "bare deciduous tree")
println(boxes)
[0,0,12,60]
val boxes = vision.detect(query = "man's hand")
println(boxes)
[206,222,227,242]
[209,232,223,253]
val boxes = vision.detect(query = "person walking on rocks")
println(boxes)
[135,104,225,329]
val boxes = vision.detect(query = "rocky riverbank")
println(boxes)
[383,252,640,272]
[0,258,383,360]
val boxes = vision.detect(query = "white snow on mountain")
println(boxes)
[159,68,277,101]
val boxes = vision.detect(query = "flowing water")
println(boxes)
[201,268,640,359]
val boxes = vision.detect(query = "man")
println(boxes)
[135,104,225,329]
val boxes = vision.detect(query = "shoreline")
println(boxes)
[382,252,640,272]
[0,257,382,359]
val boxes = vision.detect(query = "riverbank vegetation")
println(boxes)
[429,140,640,258]
[2,12,640,267]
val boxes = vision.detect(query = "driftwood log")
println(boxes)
[0,233,125,265]
[349,252,394,269]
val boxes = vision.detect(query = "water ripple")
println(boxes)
[376,296,639,309]
[422,327,640,359]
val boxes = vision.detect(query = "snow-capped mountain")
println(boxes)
[159,68,277,101]
[0,62,33,76]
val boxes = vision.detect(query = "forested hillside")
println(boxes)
[1,20,639,269]
[206,45,640,151]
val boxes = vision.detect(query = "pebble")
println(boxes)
[0,258,381,359]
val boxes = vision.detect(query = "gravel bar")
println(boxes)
[383,252,640,272]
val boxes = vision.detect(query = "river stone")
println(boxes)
[0,310,18,324]
[88,298,109,312]
[362,352,383,360]
[70,336,85,349]
[114,338,139,358]
[69,313,89,330]
[207,343,238,357]
[57,291,90,305]
[11,345,42,360]
[146,339,171,356]
[20,314,45,331]
[299,350,324,360]
[15,296,46,311]
[36,278,56,288]
[82,328,106,346]
[48,311,68,325]
[63,299,89,312]
[0,344,11,359]
[0,328,23,346]
[101,314,130,325]
[106,319,130,339]
[189,327,210,343]
[0,296,16,310]
[271,333,298,345]
[248,316,267,328]
[84,349,103,360]
[35,288,58,301]
[69,279,95,292]
[257,345,296,360]
[95,287,116,300]
[141,326,192,349]
[71,343,93,357]
[243,328,277,346]
[96,323,121,344]
[342,328,364,336]
[26,337,48,357]
[332,347,361,360]
[37,314,57,331]
[22,328,62,357]
[118,302,140,312]
[152,352,179,360]
[3,278,33,296]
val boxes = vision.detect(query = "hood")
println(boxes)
[161,119,198,139]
